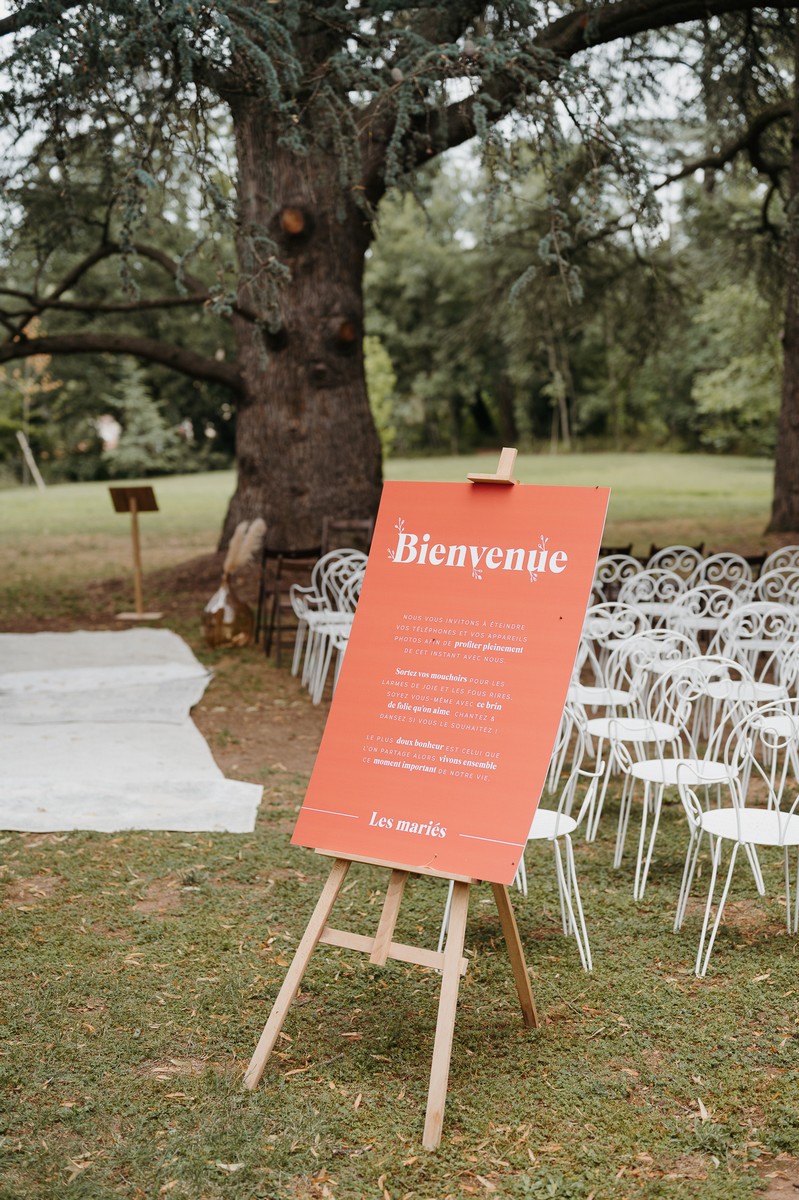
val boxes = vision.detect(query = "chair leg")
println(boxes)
[699,841,739,978]
[784,847,793,935]
[587,738,610,842]
[744,843,766,895]
[291,621,307,677]
[637,785,664,901]
[437,879,455,956]
[552,840,571,937]
[332,643,346,693]
[563,834,592,971]
[793,849,799,935]
[675,828,702,932]
[311,637,335,705]
[552,838,591,971]
[301,627,318,687]
[514,853,528,898]
[613,774,634,868]
[633,782,652,899]
[695,836,723,977]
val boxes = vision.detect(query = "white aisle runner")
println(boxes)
[0,629,262,833]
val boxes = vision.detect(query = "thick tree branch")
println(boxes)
[0,288,217,318]
[0,332,244,393]
[390,0,799,171]
[0,240,262,334]
[659,101,792,186]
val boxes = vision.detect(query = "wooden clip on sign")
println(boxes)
[467,445,519,484]
[108,485,163,621]
[244,450,610,1148]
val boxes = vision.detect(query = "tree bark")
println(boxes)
[768,18,799,533]
[220,96,383,550]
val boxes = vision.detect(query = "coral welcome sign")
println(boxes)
[292,480,609,884]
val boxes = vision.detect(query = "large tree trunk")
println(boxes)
[768,20,799,533]
[220,97,384,550]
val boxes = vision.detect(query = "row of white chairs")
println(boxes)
[597,543,799,590]
[558,588,799,974]
[291,542,799,976]
[439,675,799,979]
[289,548,366,704]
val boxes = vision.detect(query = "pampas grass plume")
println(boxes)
[223,517,266,577]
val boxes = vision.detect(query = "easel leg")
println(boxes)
[423,880,470,1151]
[490,882,539,1030]
[370,870,409,965]
[243,857,351,1090]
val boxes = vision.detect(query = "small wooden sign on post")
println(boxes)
[242,450,610,1148]
[108,485,163,622]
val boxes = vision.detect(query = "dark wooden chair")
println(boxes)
[255,546,322,665]
[320,516,375,555]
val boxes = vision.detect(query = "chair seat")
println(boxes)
[304,609,353,629]
[699,807,799,847]
[586,716,678,743]
[756,712,799,738]
[569,684,631,709]
[528,807,578,840]
[629,757,731,786]
[704,679,786,703]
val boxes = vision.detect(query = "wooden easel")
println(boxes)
[243,851,538,1150]
[245,449,538,1149]
[109,485,163,621]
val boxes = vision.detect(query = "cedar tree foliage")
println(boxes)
[1,1,799,544]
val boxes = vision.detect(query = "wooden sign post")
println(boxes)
[244,450,609,1148]
[108,485,163,622]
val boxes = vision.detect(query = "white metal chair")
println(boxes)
[761,546,799,575]
[751,567,799,607]
[307,565,365,703]
[437,712,604,971]
[580,629,700,842]
[581,601,652,677]
[593,554,643,601]
[710,601,799,692]
[669,584,743,644]
[617,569,687,626]
[290,549,367,693]
[609,656,754,900]
[675,700,799,976]
[687,552,754,592]
[646,545,704,579]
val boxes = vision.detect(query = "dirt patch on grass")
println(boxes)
[132,876,184,916]
[135,1056,222,1079]
[680,895,788,938]
[3,872,61,906]
[758,1155,799,1197]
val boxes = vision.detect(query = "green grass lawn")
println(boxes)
[0,451,782,605]
[386,452,778,557]
[2,772,797,1199]
[1,451,798,1198]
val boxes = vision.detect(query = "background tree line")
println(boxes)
[2,3,798,540]
[2,144,783,481]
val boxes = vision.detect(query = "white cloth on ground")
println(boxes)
[0,629,262,833]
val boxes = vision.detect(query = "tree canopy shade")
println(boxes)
[3,1,799,545]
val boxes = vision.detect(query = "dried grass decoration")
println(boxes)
[202,518,266,648]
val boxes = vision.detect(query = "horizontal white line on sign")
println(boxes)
[304,807,359,819]
[459,834,526,848]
